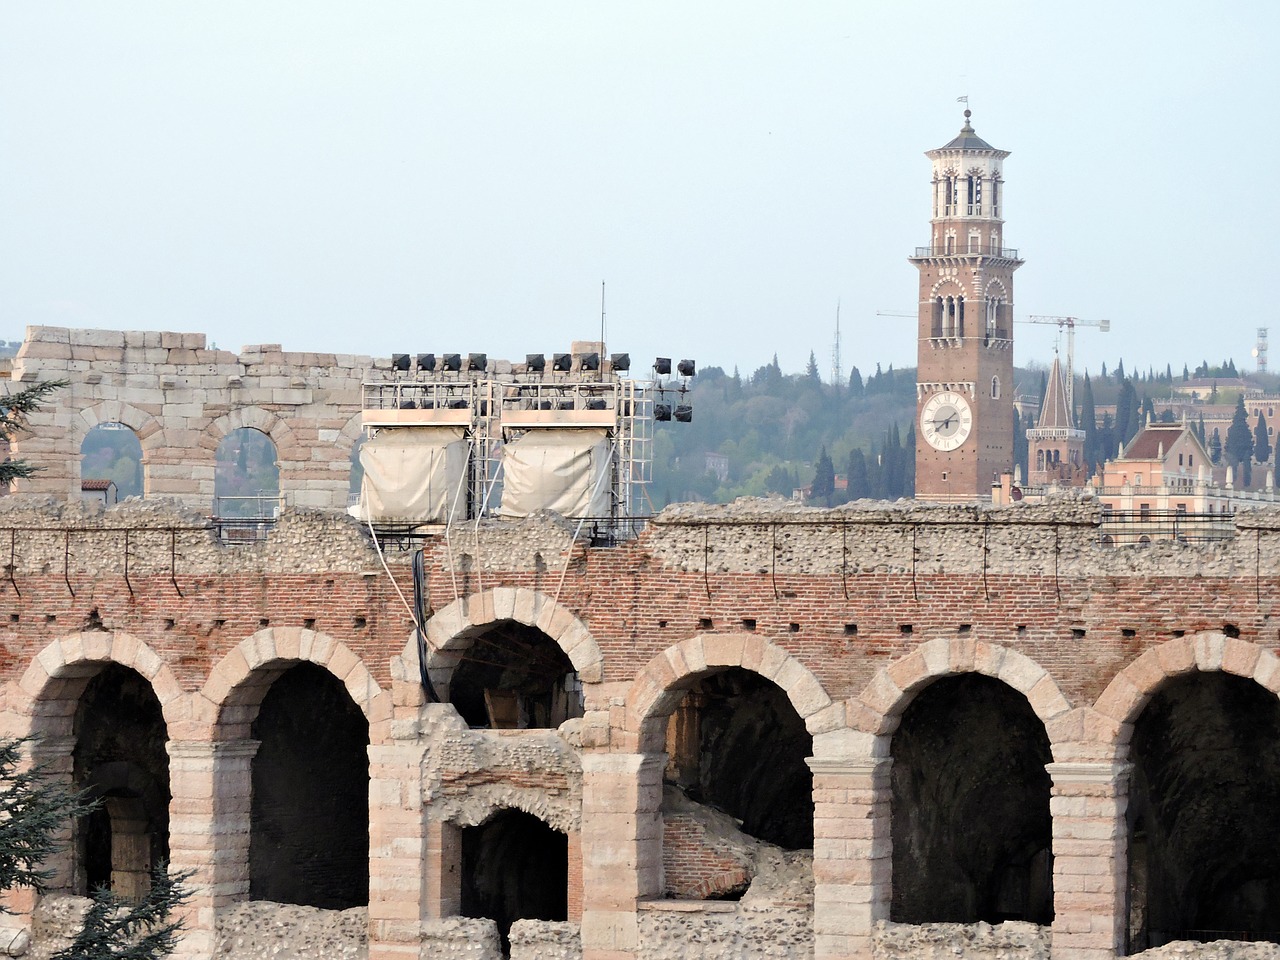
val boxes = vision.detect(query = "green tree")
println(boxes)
[0,738,91,900]
[51,864,189,960]
[1079,373,1098,474]
[847,366,863,397]
[1226,396,1253,466]
[805,351,821,383]
[811,447,835,505]
[0,380,67,486]
[1209,428,1223,464]
[846,449,869,500]
[1256,412,1272,465]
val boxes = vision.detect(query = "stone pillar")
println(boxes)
[424,819,462,920]
[367,726,432,960]
[167,738,259,960]
[1047,762,1131,960]
[579,752,663,960]
[809,756,892,960]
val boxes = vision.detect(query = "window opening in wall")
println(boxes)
[80,422,143,501]
[249,663,369,909]
[890,674,1053,925]
[347,435,365,508]
[462,809,567,955]
[73,664,170,900]
[992,376,1000,399]
[661,669,813,900]
[1127,673,1280,950]
[214,427,281,541]
[448,620,583,729]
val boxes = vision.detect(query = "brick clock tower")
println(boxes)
[910,110,1022,502]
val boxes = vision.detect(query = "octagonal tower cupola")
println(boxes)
[927,109,1012,257]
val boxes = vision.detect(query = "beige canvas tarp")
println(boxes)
[498,428,611,519]
[353,427,468,524]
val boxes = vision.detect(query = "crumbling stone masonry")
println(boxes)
[6,327,1280,960]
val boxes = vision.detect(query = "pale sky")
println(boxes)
[2,2,1276,384]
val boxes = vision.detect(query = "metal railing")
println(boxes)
[1098,509,1236,546]
[912,245,1020,259]
[212,495,282,544]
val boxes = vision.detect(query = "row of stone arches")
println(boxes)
[66,402,364,509]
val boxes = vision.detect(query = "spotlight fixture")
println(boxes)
[416,353,436,372]
[398,400,417,409]
[538,400,553,410]
[557,400,574,410]
[447,398,468,409]
[579,352,600,372]
[610,353,630,372]
[654,357,672,376]
[654,402,672,422]
[392,353,411,372]
[442,354,462,372]
[586,398,607,410]
[526,353,546,372]
[674,404,693,423]
[677,359,696,377]
[467,353,487,372]
[552,353,572,372]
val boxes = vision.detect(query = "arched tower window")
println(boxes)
[214,427,281,531]
[991,376,1000,400]
[932,299,944,339]
[81,423,143,500]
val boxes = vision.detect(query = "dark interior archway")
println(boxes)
[664,668,814,851]
[890,673,1053,924]
[449,621,582,729]
[1127,672,1280,950]
[249,662,369,908]
[461,809,567,953]
[73,664,170,899]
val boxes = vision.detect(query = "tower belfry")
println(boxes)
[910,110,1023,502]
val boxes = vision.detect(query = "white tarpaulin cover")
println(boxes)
[353,427,468,523]
[499,428,611,519]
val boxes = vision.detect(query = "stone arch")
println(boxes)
[15,632,186,740]
[443,790,578,835]
[930,277,969,298]
[202,407,303,465]
[854,637,1071,754]
[624,633,837,754]
[72,403,165,498]
[1093,631,1280,758]
[402,588,605,694]
[200,627,391,741]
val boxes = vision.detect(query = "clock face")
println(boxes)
[921,391,973,451]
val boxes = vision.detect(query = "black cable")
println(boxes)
[412,549,439,703]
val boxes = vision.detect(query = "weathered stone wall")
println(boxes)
[637,902,815,960]
[509,920,582,960]
[872,920,1050,960]
[212,902,368,960]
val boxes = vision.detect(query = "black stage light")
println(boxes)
[677,359,696,377]
[654,357,672,375]
[447,398,468,409]
[442,354,462,372]
[552,353,572,372]
[654,403,672,422]
[579,352,600,371]
[468,353,487,371]
[539,400,553,410]
[610,352,630,372]
[674,404,693,423]
[392,353,411,372]
[526,353,546,372]
[586,398,607,410]
[416,353,435,372]
[398,400,417,409]
[558,400,574,410]
[421,400,435,410]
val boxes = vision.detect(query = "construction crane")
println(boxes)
[874,310,1111,411]
[1023,316,1110,412]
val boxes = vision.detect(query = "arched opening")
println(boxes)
[214,427,280,521]
[461,809,567,953]
[661,668,813,899]
[448,620,583,729]
[73,664,170,899]
[890,674,1053,925]
[80,423,143,500]
[1127,672,1280,950]
[348,435,365,506]
[248,663,369,909]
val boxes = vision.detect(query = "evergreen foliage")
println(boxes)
[0,738,92,901]
[50,864,190,960]
[811,447,835,504]
[1209,428,1223,464]
[0,380,67,486]
[1226,396,1254,466]
[1256,413,1272,466]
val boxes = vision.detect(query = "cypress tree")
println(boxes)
[1255,412,1272,465]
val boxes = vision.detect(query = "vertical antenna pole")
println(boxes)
[600,280,606,360]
